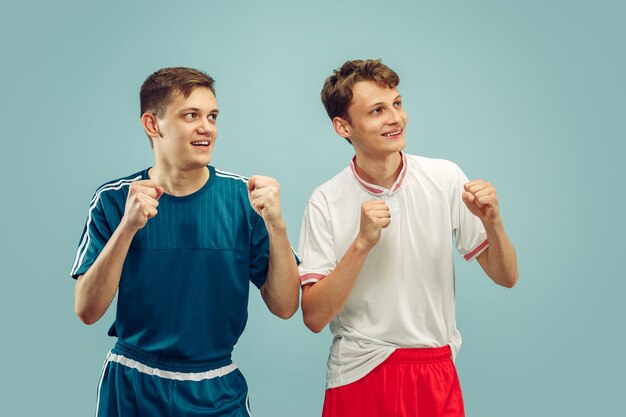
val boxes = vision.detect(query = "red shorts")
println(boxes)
[322,345,464,417]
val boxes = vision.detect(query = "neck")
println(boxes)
[148,164,209,197]
[354,151,403,189]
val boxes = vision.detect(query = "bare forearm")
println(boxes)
[463,180,518,287]
[261,220,300,319]
[301,238,372,333]
[74,224,136,324]
[483,220,519,287]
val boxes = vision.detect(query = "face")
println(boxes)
[335,80,407,159]
[149,86,219,170]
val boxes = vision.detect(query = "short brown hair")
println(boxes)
[321,59,400,121]
[140,67,216,118]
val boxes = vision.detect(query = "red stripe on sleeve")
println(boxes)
[464,239,489,261]
[300,273,326,285]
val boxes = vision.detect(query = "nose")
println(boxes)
[197,118,215,135]
[387,107,403,126]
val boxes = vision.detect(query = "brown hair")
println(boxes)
[321,59,400,121]
[140,67,216,119]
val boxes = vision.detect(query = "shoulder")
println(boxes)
[213,167,250,189]
[302,168,355,214]
[90,170,145,205]
[309,167,352,201]
[407,154,460,172]
[406,154,465,183]
[213,167,249,185]
[212,167,251,196]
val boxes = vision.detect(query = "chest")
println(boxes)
[329,184,454,261]
[117,196,253,251]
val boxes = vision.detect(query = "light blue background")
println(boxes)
[1,0,624,415]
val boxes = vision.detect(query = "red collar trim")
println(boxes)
[350,152,408,197]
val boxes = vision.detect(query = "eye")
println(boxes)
[208,113,218,121]
[394,100,402,108]
[184,112,197,121]
[371,107,383,115]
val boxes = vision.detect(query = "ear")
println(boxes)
[332,116,351,140]
[141,113,161,139]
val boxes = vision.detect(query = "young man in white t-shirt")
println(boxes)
[298,59,518,417]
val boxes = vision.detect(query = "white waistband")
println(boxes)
[106,352,238,381]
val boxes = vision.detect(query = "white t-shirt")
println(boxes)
[297,153,488,388]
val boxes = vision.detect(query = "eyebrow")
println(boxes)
[365,95,402,110]
[179,107,220,114]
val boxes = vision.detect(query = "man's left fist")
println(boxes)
[462,179,500,224]
[248,175,283,224]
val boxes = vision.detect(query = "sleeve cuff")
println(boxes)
[463,239,489,261]
[300,273,326,286]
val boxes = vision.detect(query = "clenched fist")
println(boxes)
[247,175,283,226]
[122,180,164,232]
[357,200,391,249]
[462,179,500,224]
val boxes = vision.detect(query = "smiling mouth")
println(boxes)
[191,140,210,147]
[382,129,403,138]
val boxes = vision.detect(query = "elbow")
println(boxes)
[497,270,519,289]
[74,277,101,325]
[278,311,296,320]
[75,304,101,325]
[305,322,325,334]
[76,311,99,325]
[303,314,326,334]
[501,280,516,289]
[273,304,298,320]
[266,294,299,320]
[264,283,300,320]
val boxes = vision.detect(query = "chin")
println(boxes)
[190,157,212,169]
[388,139,406,152]
[200,152,214,165]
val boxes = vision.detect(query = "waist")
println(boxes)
[386,345,452,364]
[112,340,233,373]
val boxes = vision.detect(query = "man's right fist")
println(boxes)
[357,200,391,249]
[122,180,164,232]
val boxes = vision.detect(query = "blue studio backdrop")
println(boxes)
[0,1,624,416]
